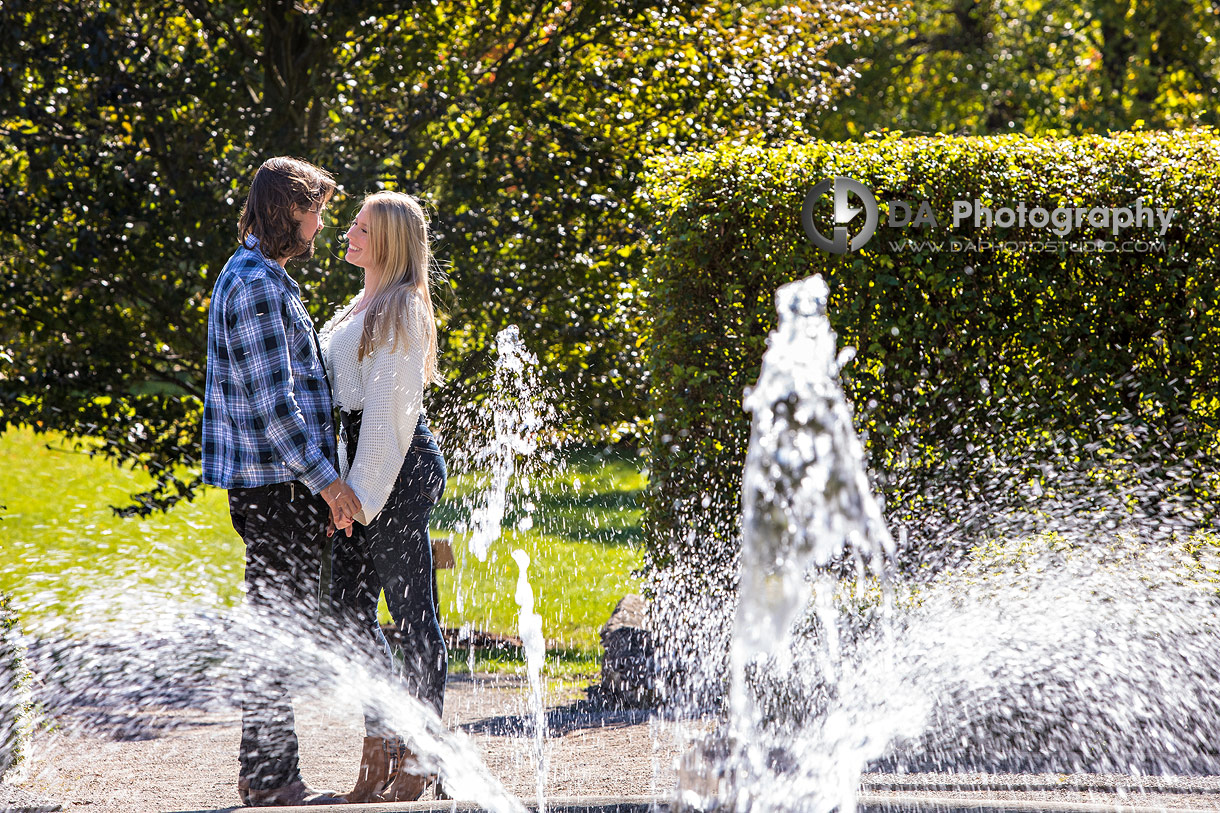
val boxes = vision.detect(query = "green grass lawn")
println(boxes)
[0,426,645,675]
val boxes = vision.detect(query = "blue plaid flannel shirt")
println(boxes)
[202,236,339,494]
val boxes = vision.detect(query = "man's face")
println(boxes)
[289,201,326,262]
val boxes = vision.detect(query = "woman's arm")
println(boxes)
[346,301,428,524]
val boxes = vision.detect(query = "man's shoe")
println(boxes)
[238,777,348,807]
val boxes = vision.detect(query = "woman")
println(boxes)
[320,191,448,804]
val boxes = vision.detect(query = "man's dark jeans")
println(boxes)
[332,411,448,734]
[228,481,329,791]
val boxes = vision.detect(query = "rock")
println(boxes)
[598,594,656,708]
[0,783,61,812]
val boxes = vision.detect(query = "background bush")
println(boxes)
[0,591,32,782]
[640,131,1220,580]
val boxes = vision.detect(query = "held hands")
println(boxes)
[321,478,361,537]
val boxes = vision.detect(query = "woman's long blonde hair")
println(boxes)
[355,191,439,384]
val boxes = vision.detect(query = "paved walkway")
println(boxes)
[12,672,1220,813]
[9,673,685,813]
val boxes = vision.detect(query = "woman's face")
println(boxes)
[344,206,371,269]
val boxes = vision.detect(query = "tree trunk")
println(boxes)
[259,0,319,153]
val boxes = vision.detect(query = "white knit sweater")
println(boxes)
[319,292,428,525]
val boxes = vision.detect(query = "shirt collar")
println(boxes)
[242,234,300,290]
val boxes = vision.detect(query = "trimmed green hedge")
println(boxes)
[0,591,31,781]
[640,132,1220,576]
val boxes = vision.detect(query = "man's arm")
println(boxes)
[225,276,339,494]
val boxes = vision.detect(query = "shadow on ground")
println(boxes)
[460,695,653,738]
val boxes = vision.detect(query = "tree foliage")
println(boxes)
[0,0,896,513]
[820,0,1220,137]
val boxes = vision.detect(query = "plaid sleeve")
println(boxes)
[225,277,338,492]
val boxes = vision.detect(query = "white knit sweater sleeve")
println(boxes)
[347,300,427,525]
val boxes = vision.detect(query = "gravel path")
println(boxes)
[13,669,1220,813]
[8,673,687,813]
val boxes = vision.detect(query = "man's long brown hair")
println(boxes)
[238,157,335,263]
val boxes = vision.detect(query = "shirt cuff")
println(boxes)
[351,482,374,526]
[300,458,340,496]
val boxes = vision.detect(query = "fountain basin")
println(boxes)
[161,781,1220,813]
[171,797,661,813]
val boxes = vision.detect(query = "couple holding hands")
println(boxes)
[202,156,448,806]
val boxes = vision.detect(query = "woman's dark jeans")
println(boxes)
[331,410,448,734]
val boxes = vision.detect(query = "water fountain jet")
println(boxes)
[669,274,1220,813]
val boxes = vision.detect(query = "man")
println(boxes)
[202,156,361,807]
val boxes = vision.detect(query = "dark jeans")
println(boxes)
[331,410,448,735]
[227,481,329,790]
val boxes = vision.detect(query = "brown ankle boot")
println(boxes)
[346,737,393,803]
[381,739,430,802]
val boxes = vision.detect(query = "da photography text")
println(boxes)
[803,176,1177,255]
